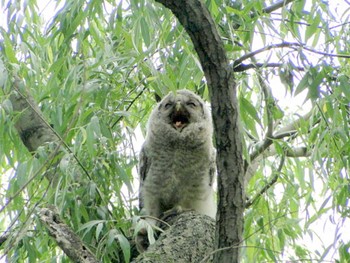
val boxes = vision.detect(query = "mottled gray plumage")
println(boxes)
[139,89,216,223]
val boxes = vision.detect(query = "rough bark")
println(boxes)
[133,212,215,263]
[39,206,98,263]
[154,1,244,262]
[10,80,58,152]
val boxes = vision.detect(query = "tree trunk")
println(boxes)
[154,1,245,262]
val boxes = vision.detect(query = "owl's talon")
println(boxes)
[161,206,193,221]
[135,228,149,253]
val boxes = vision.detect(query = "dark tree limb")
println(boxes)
[154,1,244,262]
[39,206,98,263]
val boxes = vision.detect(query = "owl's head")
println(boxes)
[151,89,211,132]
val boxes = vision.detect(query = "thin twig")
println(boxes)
[233,62,304,72]
[250,110,314,162]
[111,85,147,129]
[234,42,350,70]
[245,156,285,208]
[262,0,296,14]
[233,42,302,67]
[301,46,350,59]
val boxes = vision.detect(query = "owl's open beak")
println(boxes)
[171,104,190,131]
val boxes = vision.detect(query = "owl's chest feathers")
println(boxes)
[145,139,212,205]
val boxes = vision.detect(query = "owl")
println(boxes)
[139,89,217,226]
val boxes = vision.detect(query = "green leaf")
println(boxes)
[140,17,150,48]
[339,75,350,98]
[116,234,131,263]
[240,96,261,124]
[2,33,18,63]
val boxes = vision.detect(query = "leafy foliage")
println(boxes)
[0,0,349,262]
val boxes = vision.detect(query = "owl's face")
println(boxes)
[155,90,208,132]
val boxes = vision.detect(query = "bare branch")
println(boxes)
[250,110,314,162]
[258,73,274,139]
[301,46,350,59]
[262,0,296,14]
[284,146,311,157]
[274,111,313,137]
[234,43,350,71]
[233,42,302,67]
[39,206,98,263]
[233,62,304,72]
[232,0,297,29]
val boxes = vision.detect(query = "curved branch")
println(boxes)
[301,46,350,59]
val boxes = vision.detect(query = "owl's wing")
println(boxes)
[138,145,150,210]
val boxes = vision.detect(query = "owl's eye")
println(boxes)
[164,102,173,109]
[186,101,197,108]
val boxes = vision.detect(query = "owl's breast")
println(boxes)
[144,144,212,209]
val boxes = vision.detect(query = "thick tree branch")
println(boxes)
[39,206,98,263]
[154,1,244,262]
[133,212,215,263]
